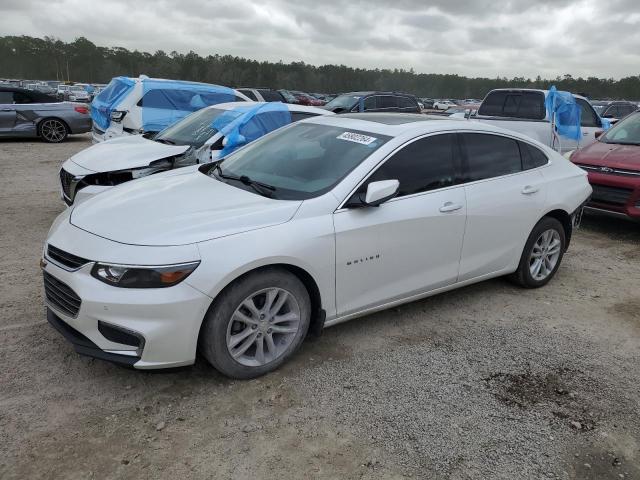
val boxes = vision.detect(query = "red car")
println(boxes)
[570,111,640,218]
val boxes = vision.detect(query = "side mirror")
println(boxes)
[595,130,604,139]
[364,180,399,207]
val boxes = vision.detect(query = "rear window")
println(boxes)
[478,91,545,120]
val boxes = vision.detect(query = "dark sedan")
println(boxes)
[570,111,640,219]
[0,87,91,142]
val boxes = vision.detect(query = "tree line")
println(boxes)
[1,35,639,100]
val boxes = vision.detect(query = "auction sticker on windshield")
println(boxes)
[337,132,377,145]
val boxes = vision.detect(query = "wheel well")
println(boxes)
[37,117,70,135]
[200,264,325,341]
[544,209,572,248]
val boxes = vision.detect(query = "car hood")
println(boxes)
[573,141,640,171]
[69,135,190,172]
[69,168,302,246]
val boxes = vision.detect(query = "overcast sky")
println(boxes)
[1,0,638,79]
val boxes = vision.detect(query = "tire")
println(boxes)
[511,216,566,288]
[199,268,311,379]
[38,118,69,143]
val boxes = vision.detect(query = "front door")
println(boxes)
[334,133,467,316]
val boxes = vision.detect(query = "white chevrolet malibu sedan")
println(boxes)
[43,114,591,379]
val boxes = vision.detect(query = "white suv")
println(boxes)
[90,75,251,143]
[43,114,591,379]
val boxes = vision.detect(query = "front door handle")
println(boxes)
[521,185,539,195]
[439,201,463,213]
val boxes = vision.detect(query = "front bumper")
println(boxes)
[586,172,640,218]
[42,256,212,369]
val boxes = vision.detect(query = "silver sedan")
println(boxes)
[0,87,92,142]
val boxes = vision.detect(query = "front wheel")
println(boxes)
[39,118,68,143]
[511,217,566,288]
[199,268,311,379]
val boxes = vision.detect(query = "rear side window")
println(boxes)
[258,90,284,102]
[462,133,522,181]
[619,105,636,117]
[365,133,459,197]
[0,91,13,103]
[519,141,548,170]
[576,98,599,127]
[398,96,418,111]
[13,91,33,104]
[478,91,545,119]
[239,89,258,101]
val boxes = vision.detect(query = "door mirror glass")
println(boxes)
[364,180,399,206]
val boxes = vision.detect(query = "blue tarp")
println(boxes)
[90,76,135,130]
[545,86,582,141]
[212,102,292,157]
[140,79,236,132]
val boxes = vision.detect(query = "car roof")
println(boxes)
[303,112,528,138]
[203,101,332,115]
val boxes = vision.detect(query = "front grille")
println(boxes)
[43,271,82,318]
[47,244,90,270]
[60,168,74,200]
[576,163,640,177]
[590,184,633,206]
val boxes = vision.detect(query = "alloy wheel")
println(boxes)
[226,287,301,367]
[529,229,562,281]
[40,119,67,142]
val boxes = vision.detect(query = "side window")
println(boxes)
[259,90,284,102]
[13,91,33,104]
[576,98,599,127]
[239,89,258,101]
[364,134,459,197]
[398,96,417,111]
[290,112,319,122]
[377,96,398,110]
[462,133,522,181]
[620,105,636,117]
[363,96,377,111]
[0,91,13,103]
[519,141,548,170]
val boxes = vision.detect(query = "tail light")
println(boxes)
[74,105,89,114]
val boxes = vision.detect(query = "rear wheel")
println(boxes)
[511,217,566,288]
[38,118,68,143]
[200,268,311,379]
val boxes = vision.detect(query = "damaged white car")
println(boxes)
[60,102,332,205]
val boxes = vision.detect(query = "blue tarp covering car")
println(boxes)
[90,77,237,134]
[212,102,292,157]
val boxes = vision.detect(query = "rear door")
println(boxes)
[0,90,17,132]
[334,133,467,315]
[458,132,547,281]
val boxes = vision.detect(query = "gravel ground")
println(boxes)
[0,135,639,479]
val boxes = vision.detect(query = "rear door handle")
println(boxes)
[439,201,463,213]
[521,185,539,195]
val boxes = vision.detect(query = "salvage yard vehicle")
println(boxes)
[59,102,332,205]
[66,85,91,103]
[472,88,607,154]
[43,113,591,378]
[591,100,637,124]
[433,99,458,110]
[324,91,421,114]
[568,111,640,219]
[90,75,251,143]
[236,87,286,102]
[0,86,91,142]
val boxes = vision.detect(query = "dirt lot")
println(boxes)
[1,135,639,480]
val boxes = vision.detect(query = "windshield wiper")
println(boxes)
[214,164,276,198]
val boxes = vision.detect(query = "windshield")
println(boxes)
[324,94,361,111]
[154,107,226,147]
[601,112,640,145]
[207,123,391,200]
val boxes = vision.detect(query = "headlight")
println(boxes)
[111,110,127,122]
[91,261,200,288]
